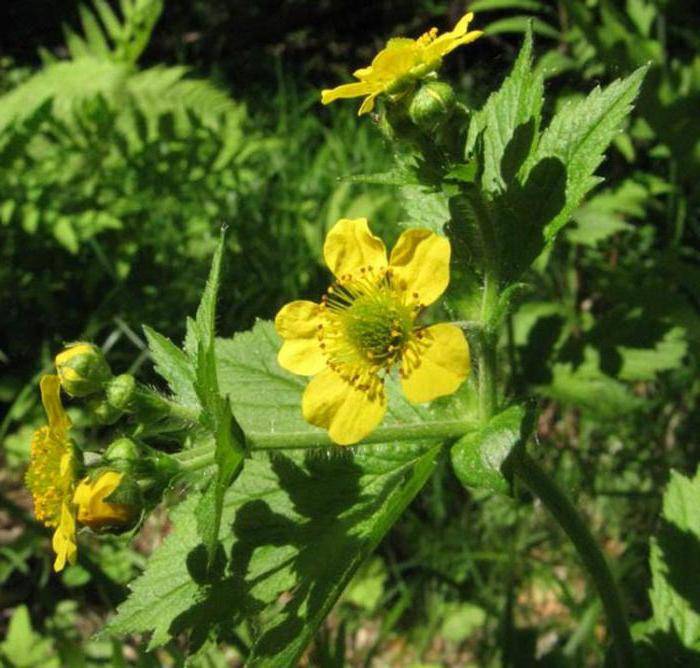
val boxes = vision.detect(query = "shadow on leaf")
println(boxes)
[492,153,567,280]
[655,517,700,617]
[169,450,397,661]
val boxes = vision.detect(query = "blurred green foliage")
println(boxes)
[1,0,699,665]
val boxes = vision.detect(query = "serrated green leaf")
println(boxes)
[464,33,645,280]
[542,356,647,418]
[399,185,451,233]
[644,468,700,651]
[527,66,648,243]
[617,326,687,382]
[109,444,440,663]
[566,210,633,246]
[192,232,246,571]
[0,605,59,667]
[465,25,544,193]
[451,404,532,494]
[143,325,199,409]
[193,230,224,350]
[108,320,474,662]
[194,337,245,573]
[495,64,646,278]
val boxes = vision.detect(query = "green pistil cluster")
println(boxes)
[343,293,413,367]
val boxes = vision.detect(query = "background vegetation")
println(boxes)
[1,0,698,665]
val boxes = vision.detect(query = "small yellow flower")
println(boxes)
[25,375,78,571]
[275,218,470,445]
[74,471,137,531]
[321,12,482,115]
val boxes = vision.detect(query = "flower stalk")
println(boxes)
[175,417,477,472]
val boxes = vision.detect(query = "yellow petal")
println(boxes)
[321,82,374,105]
[58,452,75,490]
[323,218,387,280]
[358,92,379,115]
[401,324,470,404]
[302,369,386,445]
[453,11,474,35]
[275,301,326,376]
[74,471,133,530]
[54,342,95,378]
[353,65,373,79]
[372,41,419,77]
[40,374,71,433]
[434,30,484,59]
[52,502,77,572]
[389,229,451,306]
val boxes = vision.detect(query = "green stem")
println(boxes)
[174,418,476,471]
[513,451,635,667]
[478,271,499,422]
[468,188,500,422]
[252,419,473,450]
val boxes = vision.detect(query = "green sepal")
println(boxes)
[101,473,143,509]
[86,395,123,425]
[450,403,535,495]
[104,437,141,465]
[105,373,136,412]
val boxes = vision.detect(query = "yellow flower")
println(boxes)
[74,471,137,531]
[275,218,470,445]
[321,12,482,115]
[25,375,78,571]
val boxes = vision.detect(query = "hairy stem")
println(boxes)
[174,417,477,471]
[478,272,499,421]
[468,188,500,422]
[513,450,635,667]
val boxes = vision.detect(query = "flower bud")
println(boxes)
[86,396,122,425]
[105,374,136,412]
[104,437,140,466]
[73,470,141,532]
[55,343,112,397]
[408,81,456,131]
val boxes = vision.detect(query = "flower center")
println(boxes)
[319,267,417,377]
[343,294,412,364]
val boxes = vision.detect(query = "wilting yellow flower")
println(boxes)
[25,375,78,571]
[275,218,470,445]
[321,12,482,115]
[74,471,137,531]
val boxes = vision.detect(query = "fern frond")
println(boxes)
[62,0,162,65]
[0,59,129,131]
[126,67,241,121]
